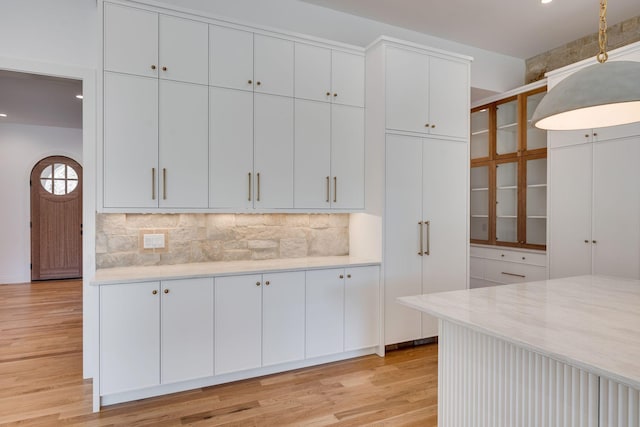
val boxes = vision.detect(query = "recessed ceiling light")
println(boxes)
[541,0,552,4]
[75,94,83,99]
[0,113,7,118]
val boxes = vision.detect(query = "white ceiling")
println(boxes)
[301,0,640,59]
[0,70,82,129]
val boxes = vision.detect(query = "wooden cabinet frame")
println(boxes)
[471,86,547,250]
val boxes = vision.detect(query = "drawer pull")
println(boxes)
[501,272,525,278]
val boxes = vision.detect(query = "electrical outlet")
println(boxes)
[143,233,165,249]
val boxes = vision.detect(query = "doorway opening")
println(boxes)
[30,156,83,280]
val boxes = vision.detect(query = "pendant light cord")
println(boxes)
[598,0,608,63]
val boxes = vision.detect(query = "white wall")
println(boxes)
[0,123,83,284]
[157,0,525,92]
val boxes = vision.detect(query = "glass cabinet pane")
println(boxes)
[471,108,489,159]
[526,91,547,150]
[470,166,489,241]
[526,158,547,245]
[496,161,517,243]
[496,99,518,155]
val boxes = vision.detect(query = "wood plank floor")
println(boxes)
[0,280,438,426]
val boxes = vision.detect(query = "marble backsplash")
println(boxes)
[96,213,349,269]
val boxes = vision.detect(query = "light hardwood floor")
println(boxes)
[0,280,438,426]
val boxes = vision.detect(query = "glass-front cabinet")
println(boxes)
[470,85,547,250]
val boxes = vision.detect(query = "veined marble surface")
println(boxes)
[398,275,640,390]
[92,256,380,285]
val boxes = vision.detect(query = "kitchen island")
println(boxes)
[398,275,640,427]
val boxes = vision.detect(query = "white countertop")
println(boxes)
[92,256,380,285]
[398,275,640,390]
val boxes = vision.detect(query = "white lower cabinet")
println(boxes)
[469,246,547,288]
[215,271,306,374]
[100,282,160,395]
[97,263,379,409]
[100,278,215,394]
[214,274,262,375]
[161,278,214,384]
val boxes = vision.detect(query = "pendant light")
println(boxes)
[531,0,640,130]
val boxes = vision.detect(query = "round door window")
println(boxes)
[40,163,79,195]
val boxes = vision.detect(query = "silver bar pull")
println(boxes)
[326,176,330,203]
[501,272,526,278]
[418,221,423,256]
[257,172,261,202]
[248,172,252,201]
[425,220,431,256]
[162,168,167,200]
[333,176,337,203]
[151,168,156,200]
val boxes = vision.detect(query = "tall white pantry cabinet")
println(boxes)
[366,38,471,345]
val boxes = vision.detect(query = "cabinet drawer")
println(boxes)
[470,246,546,266]
[470,256,485,279]
[485,260,547,284]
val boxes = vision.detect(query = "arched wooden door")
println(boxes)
[30,156,83,280]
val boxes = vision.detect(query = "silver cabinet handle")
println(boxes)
[151,168,156,200]
[501,272,525,278]
[326,176,330,203]
[333,176,337,203]
[257,172,261,202]
[162,168,167,200]
[418,221,423,256]
[248,172,252,201]
[425,220,430,256]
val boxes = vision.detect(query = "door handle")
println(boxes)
[248,172,252,201]
[257,172,261,202]
[333,176,337,203]
[162,168,167,200]
[425,220,430,256]
[418,221,423,256]
[326,176,330,203]
[151,168,156,200]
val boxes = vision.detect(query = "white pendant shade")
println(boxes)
[532,61,640,130]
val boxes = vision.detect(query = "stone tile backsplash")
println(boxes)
[96,213,349,269]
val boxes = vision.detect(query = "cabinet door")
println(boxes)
[103,72,158,208]
[428,57,469,139]
[161,278,213,384]
[159,80,208,208]
[421,139,468,338]
[103,3,158,78]
[254,34,294,97]
[158,14,208,85]
[593,138,640,279]
[214,275,262,375]
[548,144,593,278]
[384,134,423,345]
[294,99,331,208]
[100,282,160,394]
[209,87,254,209]
[254,94,294,208]
[306,269,344,358]
[344,266,379,351]
[262,272,305,366]
[385,46,429,134]
[209,25,254,91]
[331,51,365,108]
[294,43,331,103]
[331,105,365,209]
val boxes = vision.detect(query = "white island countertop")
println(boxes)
[92,256,380,285]
[398,275,640,390]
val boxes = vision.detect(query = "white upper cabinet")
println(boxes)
[209,87,254,209]
[158,80,209,208]
[158,15,208,85]
[331,105,365,209]
[253,94,294,209]
[254,35,294,97]
[295,44,364,107]
[104,3,207,84]
[331,51,365,107]
[104,3,158,78]
[103,72,158,208]
[209,25,254,91]
[385,46,468,139]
